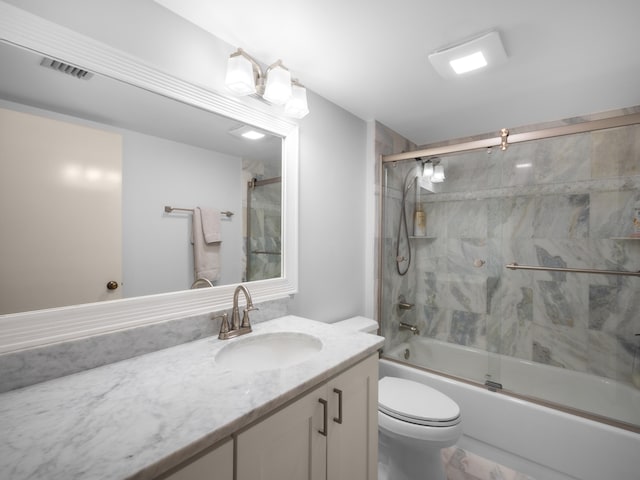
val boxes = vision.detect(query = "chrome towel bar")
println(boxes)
[164,205,234,217]
[505,263,640,277]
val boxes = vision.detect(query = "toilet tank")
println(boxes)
[332,316,379,334]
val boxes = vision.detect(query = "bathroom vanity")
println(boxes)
[0,316,383,480]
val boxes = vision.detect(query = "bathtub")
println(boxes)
[381,339,640,480]
[385,336,640,427]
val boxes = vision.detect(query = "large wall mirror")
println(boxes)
[0,2,299,353]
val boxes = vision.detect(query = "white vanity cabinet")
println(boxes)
[236,354,378,480]
[162,439,233,480]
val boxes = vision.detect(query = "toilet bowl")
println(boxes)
[378,376,462,480]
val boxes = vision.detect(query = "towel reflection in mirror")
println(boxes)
[193,207,222,284]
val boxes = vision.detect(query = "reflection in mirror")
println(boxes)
[0,41,283,315]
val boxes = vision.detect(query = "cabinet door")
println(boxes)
[236,384,327,480]
[163,439,233,480]
[327,355,378,480]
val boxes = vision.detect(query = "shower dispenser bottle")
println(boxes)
[413,204,426,236]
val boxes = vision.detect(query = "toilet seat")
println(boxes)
[379,377,461,427]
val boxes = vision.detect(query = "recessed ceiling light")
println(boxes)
[450,51,487,74]
[241,130,265,140]
[229,125,266,140]
[429,31,507,79]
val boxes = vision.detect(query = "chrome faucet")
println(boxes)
[217,285,258,340]
[399,322,420,335]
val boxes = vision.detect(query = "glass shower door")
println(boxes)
[246,177,281,282]
[380,156,495,387]
[379,117,640,430]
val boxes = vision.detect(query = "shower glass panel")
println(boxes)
[380,119,640,430]
[381,154,497,387]
[246,177,282,282]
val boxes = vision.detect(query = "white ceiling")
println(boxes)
[155,0,640,145]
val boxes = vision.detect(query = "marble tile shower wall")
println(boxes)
[383,124,640,386]
[245,180,281,282]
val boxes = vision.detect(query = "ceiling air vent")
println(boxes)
[40,57,94,80]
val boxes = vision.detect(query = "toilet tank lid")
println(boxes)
[379,376,460,423]
[332,316,378,333]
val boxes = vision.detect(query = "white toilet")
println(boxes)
[333,317,463,480]
[378,376,462,480]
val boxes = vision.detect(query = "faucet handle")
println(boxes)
[240,305,259,329]
[214,312,230,339]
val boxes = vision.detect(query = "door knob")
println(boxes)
[106,281,119,290]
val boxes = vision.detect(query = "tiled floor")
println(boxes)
[441,447,535,480]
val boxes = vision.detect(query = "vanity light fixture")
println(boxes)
[225,48,309,118]
[428,30,507,78]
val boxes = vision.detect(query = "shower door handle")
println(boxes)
[333,388,343,424]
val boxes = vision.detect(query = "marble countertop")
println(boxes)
[0,316,383,480]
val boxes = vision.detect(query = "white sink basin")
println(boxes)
[214,332,323,372]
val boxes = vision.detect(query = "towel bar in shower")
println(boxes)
[164,206,234,217]
[505,263,640,277]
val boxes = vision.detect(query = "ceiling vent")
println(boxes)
[40,57,94,80]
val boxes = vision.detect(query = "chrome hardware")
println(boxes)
[164,205,234,217]
[213,313,230,340]
[318,398,328,436]
[398,294,414,310]
[500,128,509,151]
[333,388,343,424]
[218,285,259,340]
[191,278,214,289]
[485,379,503,392]
[399,322,420,335]
[506,262,640,277]
[106,281,119,290]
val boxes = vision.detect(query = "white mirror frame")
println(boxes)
[0,2,298,353]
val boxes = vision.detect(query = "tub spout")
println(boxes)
[399,322,420,335]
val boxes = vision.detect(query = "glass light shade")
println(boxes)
[263,64,292,105]
[422,161,434,177]
[225,54,256,96]
[431,164,446,183]
[284,83,309,118]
